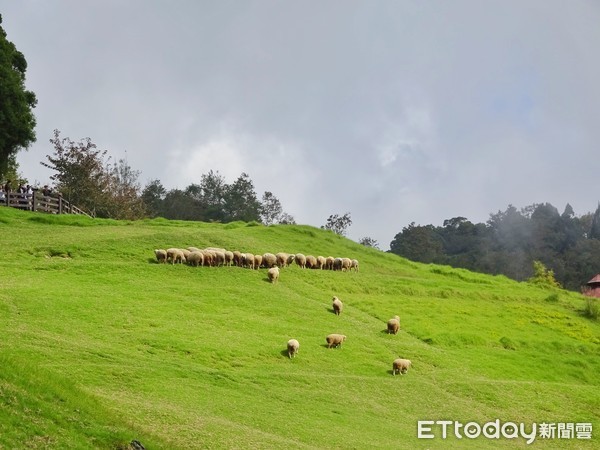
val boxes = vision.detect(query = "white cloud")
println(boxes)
[4,1,600,249]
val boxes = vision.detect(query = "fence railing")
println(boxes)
[0,191,92,217]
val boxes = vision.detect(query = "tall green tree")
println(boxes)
[389,222,444,263]
[0,14,37,178]
[260,191,283,225]
[589,203,600,240]
[359,236,379,249]
[141,179,167,218]
[101,158,146,220]
[199,170,227,221]
[161,189,200,221]
[41,130,109,215]
[323,212,352,236]
[223,172,261,222]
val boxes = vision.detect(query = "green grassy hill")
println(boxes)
[0,207,598,449]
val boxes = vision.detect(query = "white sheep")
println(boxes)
[392,358,412,375]
[186,251,204,267]
[224,250,234,266]
[325,256,335,270]
[305,255,318,269]
[287,339,300,358]
[268,266,280,284]
[341,258,352,272]
[214,250,226,267]
[244,253,255,269]
[254,254,263,270]
[154,249,167,264]
[387,316,400,335]
[166,248,186,264]
[276,252,294,267]
[332,296,343,315]
[262,253,277,268]
[203,250,217,266]
[351,259,359,272]
[295,253,307,269]
[326,334,347,348]
[233,250,243,267]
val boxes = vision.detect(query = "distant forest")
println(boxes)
[388,202,600,292]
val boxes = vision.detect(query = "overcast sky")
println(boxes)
[2,1,600,249]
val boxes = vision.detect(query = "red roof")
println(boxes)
[586,274,600,285]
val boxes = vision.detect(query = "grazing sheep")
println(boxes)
[233,250,243,267]
[392,358,412,375]
[325,256,335,270]
[316,256,326,269]
[305,255,318,269]
[244,253,255,269]
[254,254,263,270]
[268,266,280,284]
[214,251,226,267]
[186,251,204,267]
[201,250,214,267]
[154,249,167,264]
[262,253,277,268]
[287,339,300,358]
[341,258,352,272]
[326,334,347,348]
[276,252,294,267]
[187,246,201,252]
[351,259,359,272]
[295,253,307,269]
[332,296,343,315]
[387,316,400,335]
[332,257,343,271]
[204,250,217,266]
[166,248,186,264]
[224,250,234,266]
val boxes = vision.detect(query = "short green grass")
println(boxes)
[0,207,598,449]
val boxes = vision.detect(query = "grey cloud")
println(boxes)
[3,0,600,248]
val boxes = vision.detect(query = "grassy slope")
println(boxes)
[0,207,598,449]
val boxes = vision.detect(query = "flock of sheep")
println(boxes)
[287,296,412,376]
[152,246,410,376]
[153,247,359,274]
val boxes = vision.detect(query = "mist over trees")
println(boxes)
[389,202,600,291]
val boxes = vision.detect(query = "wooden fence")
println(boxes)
[0,191,92,217]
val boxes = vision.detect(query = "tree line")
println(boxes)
[389,203,600,291]
[37,130,297,226]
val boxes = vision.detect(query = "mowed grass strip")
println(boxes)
[0,207,598,449]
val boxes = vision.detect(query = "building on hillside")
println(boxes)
[582,274,600,298]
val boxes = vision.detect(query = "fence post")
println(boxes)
[31,190,36,212]
[59,196,63,214]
